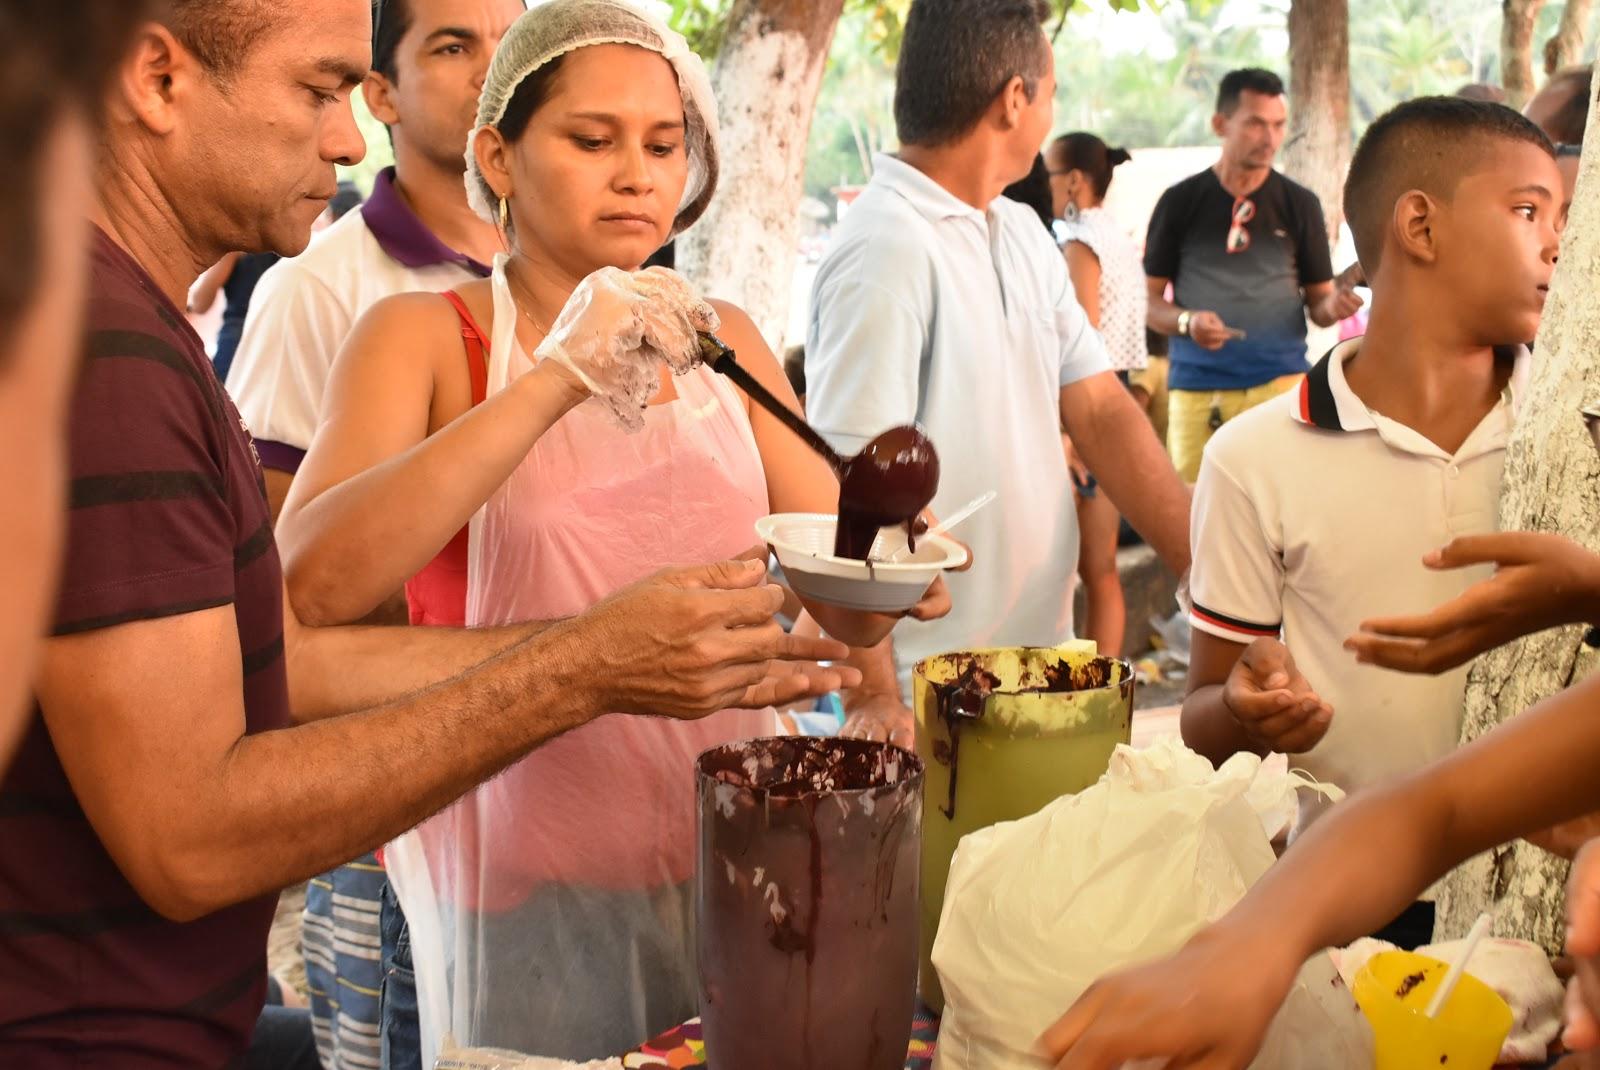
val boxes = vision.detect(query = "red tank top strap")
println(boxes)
[440,289,489,406]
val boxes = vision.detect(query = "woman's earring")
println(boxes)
[499,196,509,230]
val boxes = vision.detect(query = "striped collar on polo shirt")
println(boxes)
[1291,338,1533,433]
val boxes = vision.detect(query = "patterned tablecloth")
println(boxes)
[623,1003,941,1069]
[619,1003,1573,1070]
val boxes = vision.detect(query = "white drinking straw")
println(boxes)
[1425,912,1494,1018]
[889,491,997,562]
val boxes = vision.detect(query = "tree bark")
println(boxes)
[1434,83,1600,953]
[676,0,847,349]
[1502,0,1550,109]
[1545,0,1594,75]
[1281,0,1351,243]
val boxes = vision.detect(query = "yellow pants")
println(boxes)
[1130,357,1170,445]
[1167,374,1303,483]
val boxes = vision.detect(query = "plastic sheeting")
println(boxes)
[931,739,1366,1069]
[387,256,777,1066]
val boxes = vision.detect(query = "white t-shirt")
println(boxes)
[1056,206,1148,372]
[1189,339,1526,832]
[805,154,1111,691]
[225,169,489,464]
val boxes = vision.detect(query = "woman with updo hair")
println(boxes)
[1046,132,1146,657]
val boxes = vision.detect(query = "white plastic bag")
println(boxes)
[931,738,1368,1069]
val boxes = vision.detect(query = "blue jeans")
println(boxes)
[249,975,322,1070]
[379,879,422,1070]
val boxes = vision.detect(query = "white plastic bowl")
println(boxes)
[756,513,969,613]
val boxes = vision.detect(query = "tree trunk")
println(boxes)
[1545,0,1594,75]
[1502,0,1550,109]
[676,0,847,349]
[1281,0,1351,243]
[1434,82,1600,952]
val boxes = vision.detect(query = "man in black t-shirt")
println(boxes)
[1144,68,1364,481]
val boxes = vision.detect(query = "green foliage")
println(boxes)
[663,0,1086,62]
[804,6,899,197]
[1052,1,1286,147]
[663,0,731,57]
[336,86,397,196]
[659,0,1598,200]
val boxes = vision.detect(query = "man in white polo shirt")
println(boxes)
[806,0,1192,728]
[222,2,523,1067]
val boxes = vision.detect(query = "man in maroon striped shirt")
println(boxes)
[0,2,857,1066]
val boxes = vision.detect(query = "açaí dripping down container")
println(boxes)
[913,646,1134,1011]
[696,737,923,1069]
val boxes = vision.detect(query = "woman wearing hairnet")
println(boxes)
[271,0,952,1060]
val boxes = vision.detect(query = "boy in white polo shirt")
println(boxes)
[1179,96,1562,946]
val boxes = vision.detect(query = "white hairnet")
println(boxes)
[466,0,720,238]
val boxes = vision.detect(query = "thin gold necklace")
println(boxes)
[505,262,554,338]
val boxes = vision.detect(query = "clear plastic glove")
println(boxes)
[631,266,719,371]
[535,265,719,431]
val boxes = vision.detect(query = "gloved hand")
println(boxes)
[535,265,719,431]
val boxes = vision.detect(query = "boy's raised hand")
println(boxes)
[1036,924,1295,1069]
[1564,840,1600,1052]
[1223,637,1333,754]
[1345,533,1600,675]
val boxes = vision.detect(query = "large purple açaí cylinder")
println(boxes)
[696,737,923,1069]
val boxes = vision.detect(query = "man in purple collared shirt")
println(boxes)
[227,0,518,525]
[222,3,524,1068]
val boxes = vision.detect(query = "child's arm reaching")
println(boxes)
[1566,843,1600,1052]
[1040,667,1600,1070]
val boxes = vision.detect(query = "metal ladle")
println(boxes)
[699,333,941,561]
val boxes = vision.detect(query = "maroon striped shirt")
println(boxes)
[0,228,291,1067]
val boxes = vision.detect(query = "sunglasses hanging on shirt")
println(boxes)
[1226,196,1256,254]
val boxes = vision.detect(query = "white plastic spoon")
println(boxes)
[888,491,997,562]
[1425,911,1494,1018]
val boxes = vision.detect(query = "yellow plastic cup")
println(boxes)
[1351,949,1513,1070]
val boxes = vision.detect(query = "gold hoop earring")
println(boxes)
[498,196,509,230]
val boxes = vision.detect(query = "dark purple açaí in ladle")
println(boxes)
[699,333,940,561]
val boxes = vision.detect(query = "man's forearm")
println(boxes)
[842,634,905,709]
[175,621,593,918]
[1213,770,1462,971]
[1071,385,1192,574]
[1239,676,1600,961]
[1308,292,1339,329]
[1148,291,1184,335]
[285,611,550,722]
